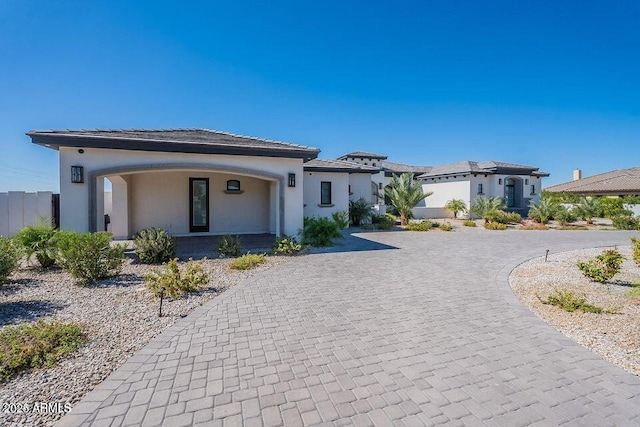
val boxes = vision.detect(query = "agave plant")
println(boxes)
[528,198,560,224]
[445,199,468,219]
[470,196,505,223]
[385,173,432,226]
[574,197,602,225]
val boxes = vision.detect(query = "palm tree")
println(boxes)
[528,198,560,224]
[445,199,467,219]
[385,173,432,225]
[470,196,505,222]
[575,197,602,225]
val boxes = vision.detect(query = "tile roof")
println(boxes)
[545,167,640,194]
[380,161,432,174]
[418,160,548,179]
[337,151,388,160]
[28,128,320,160]
[304,159,379,173]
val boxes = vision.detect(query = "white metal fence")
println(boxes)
[0,191,54,237]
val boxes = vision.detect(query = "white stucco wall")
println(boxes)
[0,191,53,236]
[303,172,349,219]
[348,174,374,204]
[59,147,304,236]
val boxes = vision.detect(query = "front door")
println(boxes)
[505,178,515,208]
[190,178,209,232]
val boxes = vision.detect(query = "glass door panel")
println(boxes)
[189,178,209,232]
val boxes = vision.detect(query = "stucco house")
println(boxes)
[418,161,549,218]
[28,129,321,239]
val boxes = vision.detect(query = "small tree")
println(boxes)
[528,198,560,224]
[574,197,602,225]
[385,173,432,226]
[470,196,505,223]
[348,198,371,226]
[445,199,467,219]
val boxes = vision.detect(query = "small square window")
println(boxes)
[227,179,241,191]
[321,182,332,205]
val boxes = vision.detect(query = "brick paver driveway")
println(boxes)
[59,229,640,426]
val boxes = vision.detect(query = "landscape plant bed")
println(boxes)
[0,255,293,426]
[510,246,640,376]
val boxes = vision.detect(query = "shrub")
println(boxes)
[229,253,266,270]
[612,215,639,230]
[444,199,467,219]
[601,198,633,219]
[470,196,505,220]
[577,249,625,283]
[627,283,640,299]
[133,228,176,264]
[349,198,371,226]
[0,237,21,284]
[0,320,86,380]
[405,221,433,231]
[272,235,302,255]
[528,198,560,224]
[302,217,343,246]
[218,234,241,257]
[574,197,602,224]
[14,221,59,268]
[520,223,548,230]
[505,212,522,223]
[555,207,577,225]
[538,289,606,313]
[632,238,640,266]
[462,219,477,227]
[370,214,394,230]
[145,258,208,299]
[484,222,508,230]
[331,210,350,229]
[439,223,453,231]
[56,232,125,285]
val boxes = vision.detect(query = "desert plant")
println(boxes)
[538,289,606,313]
[528,198,560,224]
[272,235,302,255]
[555,206,577,225]
[385,173,432,225]
[444,199,467,219]
[0,237,21,284]
[484,222,508,230]
[145,258,208,299]
[612,215,639,230]
[462,219,477,227]
[331,210,350,229]
[632,238,640,266]
[218,234,241,257]
[302,217,343,246]
[519,223,548,230]
[56,232,125,285]
[470,196,506,223]
[349,198,371,226]
[0,320,86,380]
[577,249,625,283]
[574,197,602,224]
[439,223,453,231]
[405,221,433,231]
[229,253,266,270]
[133,227,176,264]
[14,220,59,268]
[626,282,640,299]
[370,214,394,230]
[600,198,634,219]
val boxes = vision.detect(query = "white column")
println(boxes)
[96,177,105,232]
[109,175,129,239]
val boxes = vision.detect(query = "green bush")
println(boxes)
[505,212,522,223]
[349,198,371,226]
[577,249,625,283]
[439,223,453,231]
[528,198,560,224]
[14,221,59,268]
[484,222,508,230]
[574,197,602,224]
[272,235,302,255]
[632,238,640,266]
[331,210,350,229]
[612,215,639,230]
[133,228,176,264]
[405,221,433,231]
[627,283,640,299]
[370,214,395,230]
[462,219,477,227]
[538,289,606,313]
[0,320,86,380]
[470,196,505,220]
[217,234,241,257]
[229,253,266,270]
[145,258,208,299]
[302,217,343,246]
[0,237,21,284]
[600,198,634,219]
[555,207,577,225]
[56,232,125,285]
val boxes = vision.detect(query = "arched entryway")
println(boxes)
[504,177,524,209]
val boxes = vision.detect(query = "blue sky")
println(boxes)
[1,1,639,191]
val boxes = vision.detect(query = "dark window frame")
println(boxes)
[477,183,483,194]
[321,181,332,205]
[226,179,241,191]
[189,178,210,232]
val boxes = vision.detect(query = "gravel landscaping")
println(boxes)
[0,255,293,427]
[510,245,640,376]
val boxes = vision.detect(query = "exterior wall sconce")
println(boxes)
[71,166,84,183]
[498,178,503,185]
[288,173,296,187]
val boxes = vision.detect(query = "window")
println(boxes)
[378,182,383,190]
[226,179,241,191]
[477,183,483,194]
[372,162,377,167]
[321,182,332,205]
[530,184,535,195]
[348,185,352,194]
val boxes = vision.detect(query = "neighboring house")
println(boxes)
[545,167,640,197]
[302,159,378,218]
[418,161,549,218]
[29,129,320,238]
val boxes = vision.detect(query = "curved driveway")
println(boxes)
[59,229,640,426]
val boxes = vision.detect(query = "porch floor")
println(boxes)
[174,233,277,259]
